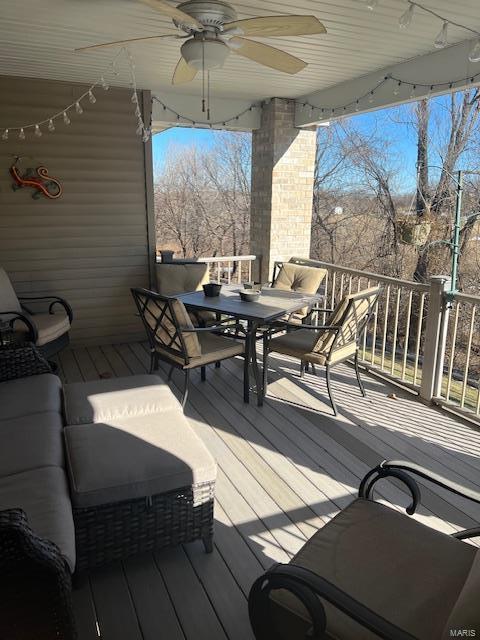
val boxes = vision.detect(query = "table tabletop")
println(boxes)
[177,285,321,323]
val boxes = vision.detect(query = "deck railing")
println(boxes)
[157,252,480,424]
[434,290,480,420]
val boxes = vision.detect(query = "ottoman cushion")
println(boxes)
[64,411,217,508]
[64,374,180,425]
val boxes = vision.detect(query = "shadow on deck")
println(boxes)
[57,342,480,640]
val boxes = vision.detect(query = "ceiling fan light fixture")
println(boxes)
[180,38,229,70]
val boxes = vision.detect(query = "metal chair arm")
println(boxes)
[0,311,38,343]
[19,296,73,323]
[452,527,480,540]
[359,460,480,517]
[182,321,246,335]
[249,563,416,640]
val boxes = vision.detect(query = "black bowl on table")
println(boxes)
[239,290,261,303]
[203,283,222,297]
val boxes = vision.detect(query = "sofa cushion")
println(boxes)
[0,411,64,476]
[64,411,217,508]
[64,374,181,425]
[0,373,62,420]
[442,550,480,639]
[271,498,476,640]
[0,466,75,571]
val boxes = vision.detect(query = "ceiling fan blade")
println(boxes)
[228,37,307,74]
[75,34,178,52]
[223,15,326,37]
[172,57,198,85]
[138,0,204,31]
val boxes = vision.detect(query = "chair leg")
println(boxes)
[311,363,317,376]
[149,352,159,374]
[300,361,305,379]
[354,352,366,397]
[262,332,269,393]
[215,361,221,369]
[325,365,338,416]
[167,365,174,382]
[182,370,190,409]
[201,366,206,382]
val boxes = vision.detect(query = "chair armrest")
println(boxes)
[452,526,480,540]
[249,563,416,640]
[359,460,480,517]
[19,296,73,323]
[0,311,38,343]
[283,323,342,332]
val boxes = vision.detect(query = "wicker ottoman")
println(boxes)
[63,376,217,572]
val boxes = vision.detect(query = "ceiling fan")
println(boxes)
[76,0,327,85]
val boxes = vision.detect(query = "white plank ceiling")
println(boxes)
[1,0,480,101]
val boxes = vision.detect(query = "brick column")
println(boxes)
[250,98,317,282]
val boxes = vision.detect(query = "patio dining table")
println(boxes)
[177,285,321,406]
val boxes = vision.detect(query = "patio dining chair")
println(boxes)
[0,266,73,357]
[249,459,480,640]
[131,287,248,408]
[271,261,328,324]
[264,286,380,415]
[156,261,216,327]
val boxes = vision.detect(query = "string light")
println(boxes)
[434,21,449,49]
[366,0,379,10]
[399,4,415,29]
[152,95,261,128]
[469,39,480,63]
[0,50,149,144]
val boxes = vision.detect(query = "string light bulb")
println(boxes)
[469,39,480,63]
[88,90,96,104]
[48,119,55,132]
[368,92,375,104]
[101,76,110,90]
[75,101,83,115]
[1,129,8,140]
[63,111,71,125]
[19,128,25,140]
[366,0,379,10]
[410,85,417,99]
[434,21,449,49]
[34,124,42,137]
[131,92,138,104]
[399,4,415,29]
[136,122,143,136]
[393,81,401,96]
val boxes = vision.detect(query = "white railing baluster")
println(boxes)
[445,302,460,402]
[391,288,401,376]
[381,285,391,371]
[460,305,476,408]
[371,298,379,366]
[401,290,413,381]
[413,293,425,387]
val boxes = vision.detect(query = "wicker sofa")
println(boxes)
[0,349,217,639]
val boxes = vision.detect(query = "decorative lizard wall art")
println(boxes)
[9,156,63,199]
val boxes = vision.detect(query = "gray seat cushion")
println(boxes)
[0,466,75,571]
[0,373,62,420]
[64,410,217,508]
[271,498,476,640]
[0,411,64,476]
[64,374,181,425]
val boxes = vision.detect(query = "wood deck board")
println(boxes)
[64,341,480,639]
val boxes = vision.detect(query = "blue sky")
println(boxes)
[153,94,475,194]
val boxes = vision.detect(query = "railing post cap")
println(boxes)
[429,275,450,283]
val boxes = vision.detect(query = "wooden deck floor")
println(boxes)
[57,342,480,640]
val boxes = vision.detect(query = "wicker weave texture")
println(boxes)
[74,481,215,572]
[0,508,76,640]
[0,342,52,382]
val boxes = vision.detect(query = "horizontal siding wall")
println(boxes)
[0,75,152,345]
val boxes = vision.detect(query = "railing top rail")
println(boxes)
[449,291,480,305]
[292,257,430,292]
[200,255,256,263]
[155,255,256,264]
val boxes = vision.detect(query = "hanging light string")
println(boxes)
[298,68,480,120]
[152,94,262,128]
[367,1,480,61]
[1,48,150,142]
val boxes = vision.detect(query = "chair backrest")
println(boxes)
[272,262,327,295]
[131,288,201,364]
[0,268,21,313]
[313,286,381,356]
[156,262,210,297]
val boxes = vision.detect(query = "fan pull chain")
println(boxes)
[201,37,206,114]
[207,71,211,121]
